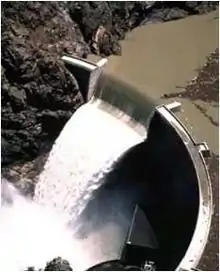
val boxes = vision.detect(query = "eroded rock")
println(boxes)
[1,2,88,166]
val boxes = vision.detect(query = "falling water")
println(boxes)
[0,179,85,271]
[34,100,145,224]
[33,99,146,269]
[0,100,146,271]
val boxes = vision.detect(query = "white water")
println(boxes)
[0,179,85,271]
[34,101,145,269]
[34,101,145,224]
[1,101,145,271]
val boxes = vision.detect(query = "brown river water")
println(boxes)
[89,10,219,155]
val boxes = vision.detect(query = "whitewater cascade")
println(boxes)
[34,100,145,268]
[0,100,145,271]
[34,100,145,224]
[0,179,85,271]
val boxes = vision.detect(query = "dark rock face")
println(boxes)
[44,257,73,271]
[25,257,73,271]
[1,2,88,166]
[68,1,155,56]
[68,1,219,55]
[141,1,219,25]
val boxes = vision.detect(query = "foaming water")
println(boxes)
[33,101,145,269]
[34,101,145,223]
[0,179,86,271]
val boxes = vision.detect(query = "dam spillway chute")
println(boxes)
[33,55,213,271]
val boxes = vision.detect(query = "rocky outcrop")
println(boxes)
[26,257,73,271]
[68,1,219,56]
[44,257,73,271]
[1,2,88,166]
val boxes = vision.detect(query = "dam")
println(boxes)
[32,55,212,271]
[0,6,217,272]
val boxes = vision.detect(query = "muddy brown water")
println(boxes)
[88,10,219,270]
[89,10,219,153]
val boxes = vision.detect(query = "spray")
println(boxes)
[34,101,145,269]
[0,178,86,271]
[34,101,144,224]
[1,101,145,271]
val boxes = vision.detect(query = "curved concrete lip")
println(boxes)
[62,55,212,271]
[156,105,212,271]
